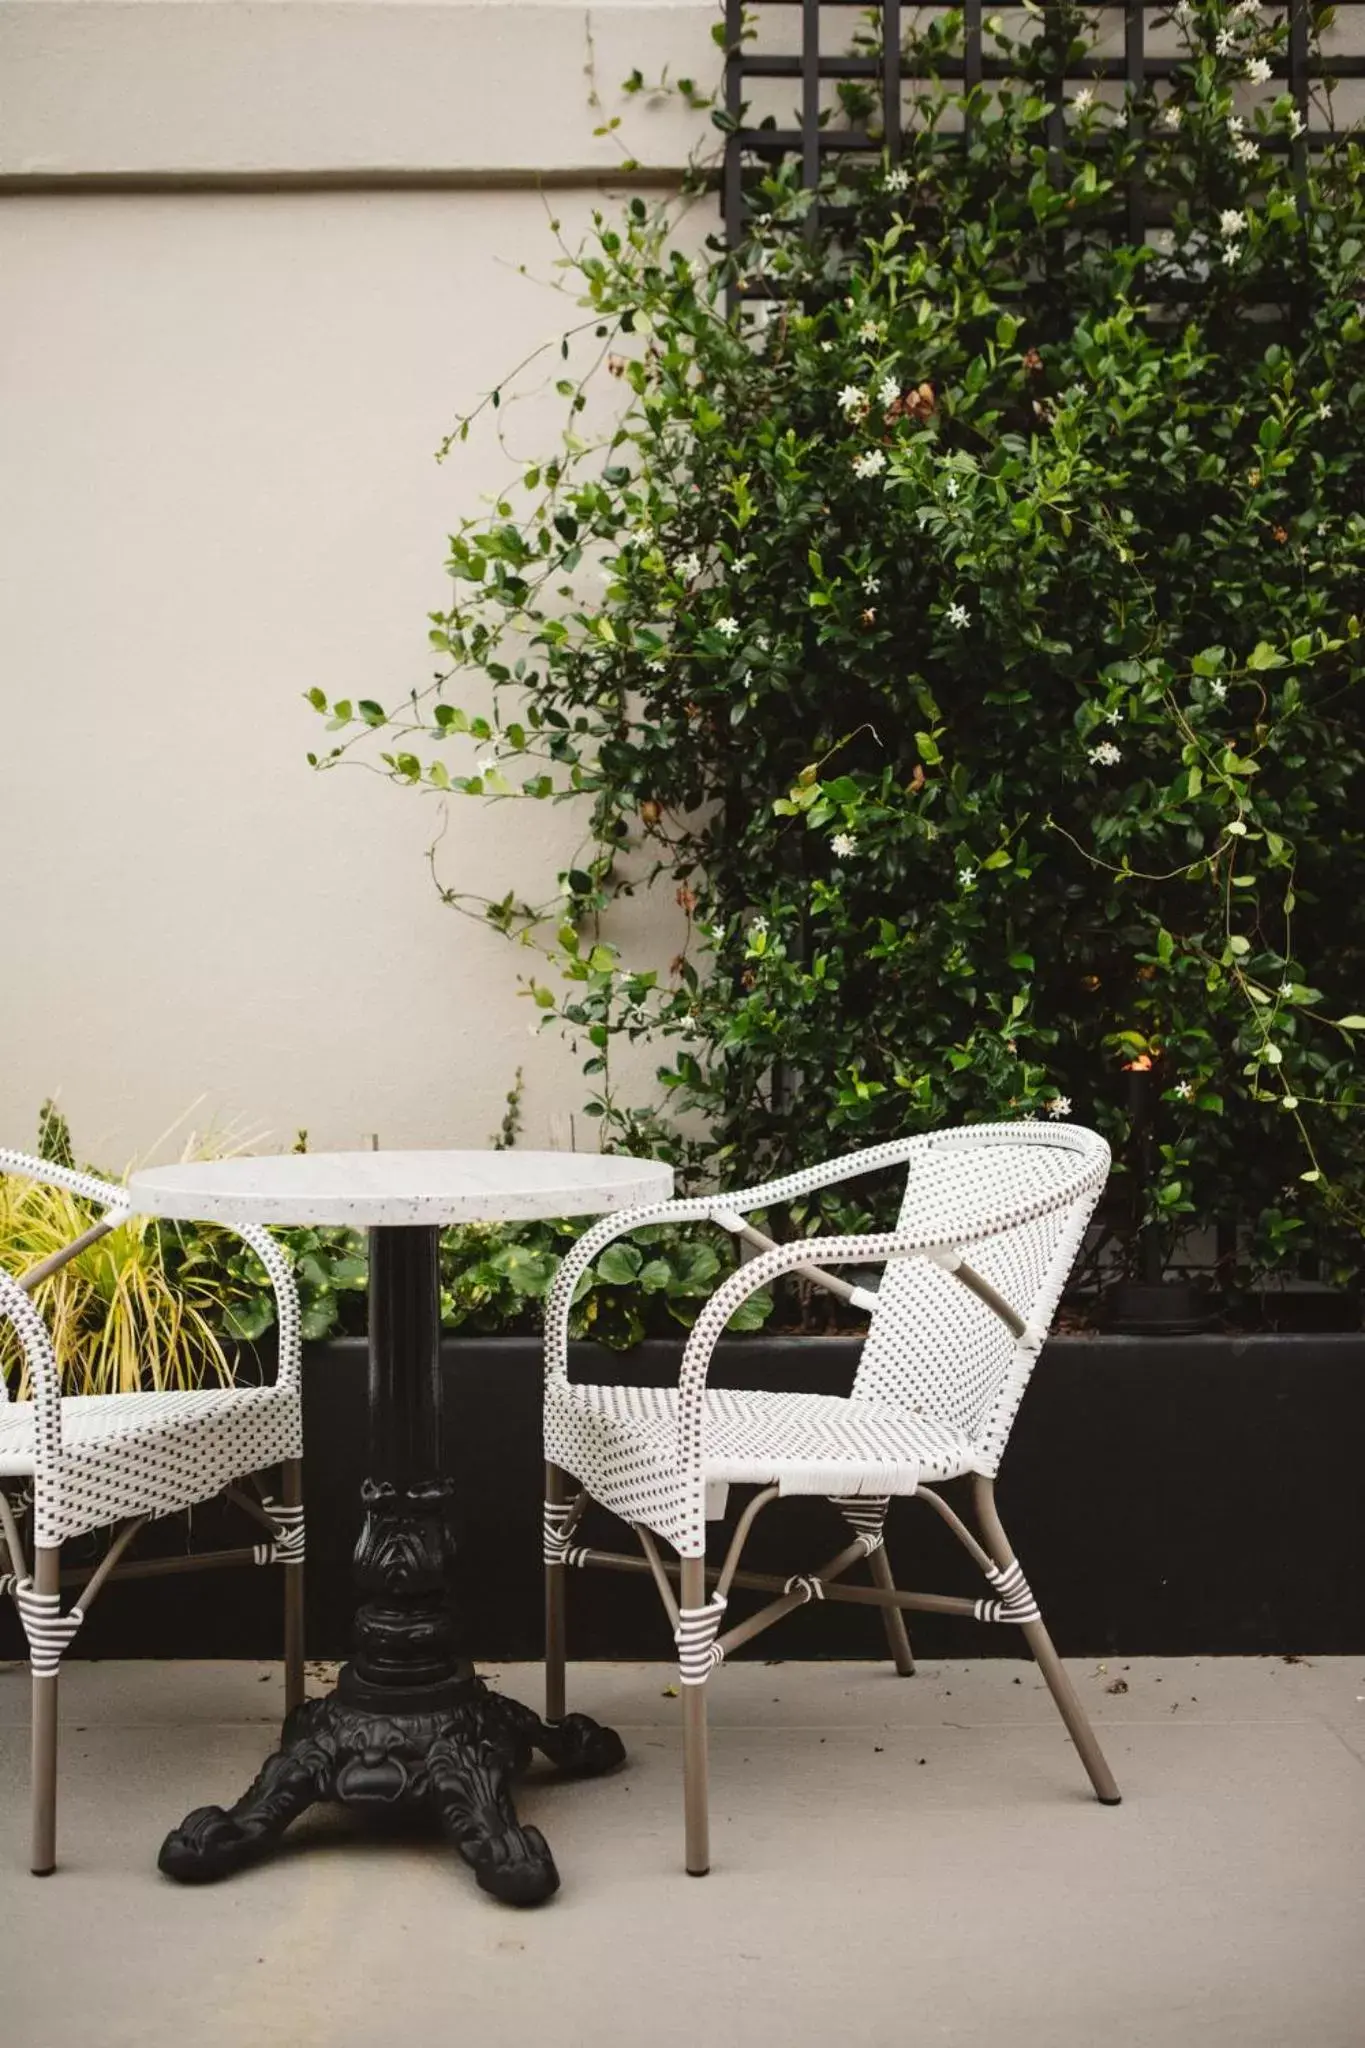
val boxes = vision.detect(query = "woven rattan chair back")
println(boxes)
[852,1124,1104,1472]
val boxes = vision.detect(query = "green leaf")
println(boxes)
[300,1297,340,1342]
[725,1288,773,1332]
[595,1243,643,1285]
[222,1298,274,1343]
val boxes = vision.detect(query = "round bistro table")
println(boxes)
[127,1148,672,1905]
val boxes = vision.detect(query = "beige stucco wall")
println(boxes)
[0,2,717,1166]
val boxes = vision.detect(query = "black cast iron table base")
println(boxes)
[157,1667,624,1905]
[157,1222,623,1906]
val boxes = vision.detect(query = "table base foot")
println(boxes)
[157,1670,625,1906]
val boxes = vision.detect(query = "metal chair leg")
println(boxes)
[972,1477,1121,1806]
[30,1545,60,1876]
[679,1557,711,1876]
[544,1462,567,1723]
[281,1457,305,1716]
[868,1539,915,1676]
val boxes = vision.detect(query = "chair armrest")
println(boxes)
[0,1268,64,1466]
[0,1147,132,1291]
[2,1148,301,1395]
[229,1225,304,1393]
[0,1147,130,1217]
[541,1136,939,1386]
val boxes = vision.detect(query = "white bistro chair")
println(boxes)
[0,1149,305,1874]
[541,1120,1120,1874]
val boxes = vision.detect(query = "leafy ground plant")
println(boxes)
[0,1105,244,1395]
[310,1,1365,1293]
[1,1105,768,1382]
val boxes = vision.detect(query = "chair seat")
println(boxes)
[546,1380,974,1515]
[0,1386,301,1544]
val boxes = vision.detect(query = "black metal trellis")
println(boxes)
[722,0,1365,296]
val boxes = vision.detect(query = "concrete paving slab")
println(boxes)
[1,1658,1362,2048]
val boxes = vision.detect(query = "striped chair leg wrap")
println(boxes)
[830,1494,890,1558]
[675,1594,727,1685]
[783,1574,826,1605]
[14,1579,85,1677]
[542,1499,591,1570]
[973,1558,1041,1625]
[254,1498,306,1566]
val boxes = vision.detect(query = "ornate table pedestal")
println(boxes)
[158,1228,622,1903]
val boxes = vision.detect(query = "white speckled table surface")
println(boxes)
[127,1149,674,1230]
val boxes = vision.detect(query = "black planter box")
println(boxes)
[4,1331,1362,1663]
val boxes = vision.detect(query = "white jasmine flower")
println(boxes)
[646,658,667,673]
[1222,241,1243,265]
[1287,107,1305,139]
[819,340,836,353]
[1279,981,1296,997]
[1104,708,1123,726]
[1174,1080,1193,1100]
[958,864,978,888]
[749,914,768,936]
[945,473,960,499]
[1173,0,1195,24]
[878,375,900,408]
[1216,27,1235,54]
[676,551,702,580]
[1047,1096,1072,1118]
[1234,135,1260,163]
[838,384,869,417]
[716,616,740,638]
[852,449,888,479]
[1247,55,1272,83]
[1234,0,1262,16]
[884,165,911,192]
[1089,740,1122,766]
[857,319,881,342]
[1073,86,1095,113]
[947,601,970,629]
[1220,208,1247,238]
[1210,678,1228,700]
[475,754,498,777]
[1317,401,1333,420]
[863,574,881,594]
[831,832,858,858]
[1160,102,1182,130]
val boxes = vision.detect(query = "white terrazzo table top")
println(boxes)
[127,1149,674,1229]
